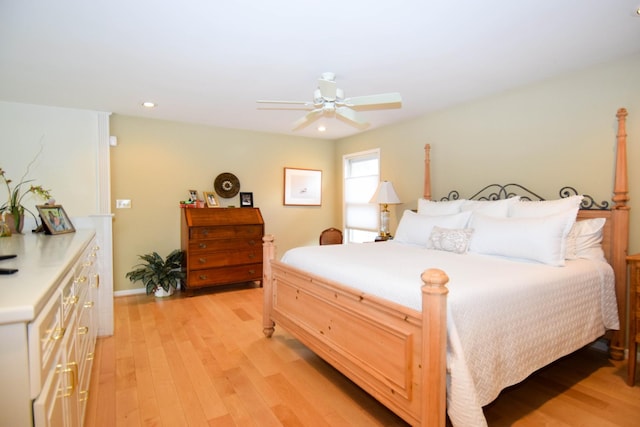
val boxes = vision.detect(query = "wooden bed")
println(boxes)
[262,108,630,427]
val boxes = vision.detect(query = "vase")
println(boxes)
[4,213,25,234]
[154,286,175,298]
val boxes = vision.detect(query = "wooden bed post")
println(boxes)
[262,234,276,337]
[420,268,449,427]
[424,144,432,200]
[610,107,630,360]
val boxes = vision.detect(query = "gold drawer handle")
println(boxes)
[202,229,209,236]
[92,273,100,289]
[248,269,256,275]
[50,327,66,341]
[248,253,255,259]
[198,274,208,280]
[78,326,89,335]
[87,352,94,361]
[198,257,207,264]
[248,240,256,246]
[84,301,94,308]
[199,243,208,249]
[58,362,77,398]
[66,295,79,305]
[79,390,89,402]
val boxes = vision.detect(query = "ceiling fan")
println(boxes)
[257,72,402,131]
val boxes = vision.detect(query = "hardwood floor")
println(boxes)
[85,285,640,426]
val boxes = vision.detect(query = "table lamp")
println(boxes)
[369,181,401,238]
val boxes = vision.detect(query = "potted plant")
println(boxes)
[125,249,185,297]
[0,164,52,234]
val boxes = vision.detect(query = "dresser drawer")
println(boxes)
[28,272,74,398]
[190,224,263,240]
[188,248,261,269]
[189,236,261,253]
[187,263,262,287]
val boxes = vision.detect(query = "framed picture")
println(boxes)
[283,167,322,206]
[37,205,76,235]
[203,191,220,208]
[188,189,199,201]
[239,192,253,207]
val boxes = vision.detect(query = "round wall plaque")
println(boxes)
[214,172,240,198]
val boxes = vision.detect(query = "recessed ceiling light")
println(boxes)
[142,101,156,108]
[317,125,326,132]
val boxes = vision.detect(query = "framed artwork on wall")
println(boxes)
[37,205,76,235]
[283,167,322,206]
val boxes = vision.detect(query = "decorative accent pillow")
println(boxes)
[460,197,520,218]
[429,226,474,254]
[565,217,606,260]
[468,211,577,266]
[394,210,472,247]
[509,195,583,218]
[417,198,465,216]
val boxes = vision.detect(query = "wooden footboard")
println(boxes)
[262,235,448,427]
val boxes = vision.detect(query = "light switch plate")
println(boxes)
[116,199,131,209]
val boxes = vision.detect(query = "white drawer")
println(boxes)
[27,272,68,399]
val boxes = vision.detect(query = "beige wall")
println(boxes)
[336,54,640,253]
[109,116,337,292]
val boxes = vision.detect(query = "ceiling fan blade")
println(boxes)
[317,78,337,101]
[257,100,312,105]
[292,108,324,131]
[342,92,402,110]
[335,107,370,129]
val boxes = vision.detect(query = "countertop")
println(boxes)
[0,229,95,325]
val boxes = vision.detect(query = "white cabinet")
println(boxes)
[0,230,99,427]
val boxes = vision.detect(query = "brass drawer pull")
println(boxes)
[199,243,208,249]
[198,274,208,280]
[50,327,66,341]
[78,326,89,335]
[198,257,207,264]
[248,253,255,259]
[84,301,94,308]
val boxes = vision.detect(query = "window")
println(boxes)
[343,149,380,243]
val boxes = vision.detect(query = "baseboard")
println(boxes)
[114,287,146,297]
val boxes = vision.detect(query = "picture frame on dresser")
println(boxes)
[204,191,219,207]
[37,204,75,235]
[240,192,253,207]
[283,167,322,206]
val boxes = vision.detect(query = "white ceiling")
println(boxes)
[1,1,639,140]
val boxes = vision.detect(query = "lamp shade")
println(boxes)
[369,181,401,205]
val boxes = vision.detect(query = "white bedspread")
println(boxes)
[281,241,619,427]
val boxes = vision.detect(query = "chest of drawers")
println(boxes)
[181,208,264,292]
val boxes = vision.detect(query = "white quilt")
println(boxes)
[281,241,619,427]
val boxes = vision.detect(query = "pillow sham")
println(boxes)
[429,226,474,254]
[509,194,583,218]
[468,211,577,266]
[417,198,465,216]
[460,196,520,218]
[394,210,472,247]
[565,217,606,260]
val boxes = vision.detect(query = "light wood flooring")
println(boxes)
[85,284,640,426]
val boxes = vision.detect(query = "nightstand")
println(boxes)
[626,254,640,386]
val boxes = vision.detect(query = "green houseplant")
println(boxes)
[125,249,185,296]
[0,152,52,234]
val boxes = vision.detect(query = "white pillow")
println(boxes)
[468,211,577,266]
[429,226,474,254]
[394,210,472,247]
[460,197,520,218]
[565,217,606,260]
[417,198,465,216]
[509,195,583,218]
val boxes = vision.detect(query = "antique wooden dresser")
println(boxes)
[180,207,264,293]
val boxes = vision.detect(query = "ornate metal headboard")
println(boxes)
[439,183,609,210]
